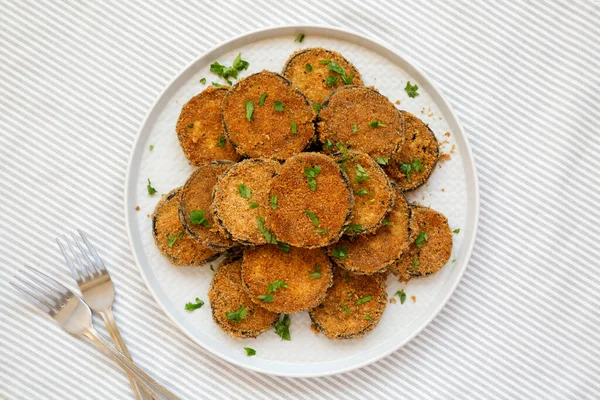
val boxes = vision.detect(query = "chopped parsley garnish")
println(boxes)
[147,179,157,195]
[211,82,221,87]
[249,202,259,209]
[274,101,285,112]
[274,314,291,340]
[244,347,256,356]
[415,232,428,248]
[345,224,363,234]
[452,259,456,263]
[291,121,297,134]
[188,123,195,129]
[331,246,348,259]
[340,304,351,314]
[395,290,407,304]
[257,294,274,303]
[341,73,354,84]
[184,297,204,311]
[245,100,254,121]
[257,217,277,244]
[238,183,252,199]
[305,63,313,72]
[304,210,319,227]
[217,135,226,148]
[365,314,373,320]
[226,305,247,322]
[405,81,419,98]
[376,157,389,165]
[309,265,321,280]
[304,165,322,191]
[352,123,358,134]
[166,231,184,248]
[324,138,333,151]
[453,228,461,234]
[368,119,386,128]
[190,210,210,227]
[369,198,376,204]
[200,77,206,84]
[313,102,322,114]
[355,164,369,184]
[149,144,154,151]
[356,296,372,305]
[399,158,424,182]
[410,259,420,272]
[294,33,305,43]
[210,53,249,84]
[354,189,370,196]
[319,59,331,65]
[315,228,329,235]
[321,60,354,84]
[382,219,392,226]
[326,75,339,87]
[270,195,277,210]
[277,242,291,253]
[259,93,267,106]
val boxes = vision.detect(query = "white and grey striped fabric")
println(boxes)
[1,1,599,398]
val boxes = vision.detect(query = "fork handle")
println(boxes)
[84,328,179,400]
[101,307,151,400]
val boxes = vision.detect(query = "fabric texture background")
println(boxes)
[1,1,599,399]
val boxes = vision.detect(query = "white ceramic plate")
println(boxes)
[124,25,479,377]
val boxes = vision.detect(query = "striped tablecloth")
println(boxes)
[1,1,599,398]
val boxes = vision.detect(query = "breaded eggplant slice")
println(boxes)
[222,71,315,159]
[180,161,236,250]
[390,205,452,282]
[329,185,414,274]
[334,150,394,235]
[176,86,240,166]
[211,158,281,245]
[385,111,439,191]
[241,245,334,314]
[267,152,354,248]
[282,48,364,105]
[318,86,404,160]
[208,256,279,338]
[309,268,387,339]
[152,188,220,266]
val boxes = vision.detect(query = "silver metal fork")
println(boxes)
[55,230,149,400]
[10,266,178,400]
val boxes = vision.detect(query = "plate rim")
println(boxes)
[124,24,480,377]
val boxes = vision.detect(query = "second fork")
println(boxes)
[56,230,149,400]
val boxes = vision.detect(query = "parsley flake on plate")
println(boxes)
[147,179,157,195]
[405,81,419,98]
[200,77,206,84]
[274,101,285,112]
[354,189,370,196]
[345,224,363,234]
[217,135,226,148]
[211,82,221,87]
[315,228,329,235]
[368,119,386,128]
[395,290,407,304]
[326,75,339,87]
[226,305,247,322]
[257,217,277,244]
[291,120,297,134]
[190,210,210,227]
[454,228,461,234]
[355,164,369,184]
[340,304,351,314]
[184,297,204,311]
[376,157,389,165]
[294,33,305,43]
[382,219,392,227]
[399,158,424,182]
[312,102,322,114]
[244,347,256,356]
[352,123,358,134]
[270,195,277,210]
[149,144,154,151]
[365,314,373,320]
[274,314,291,340]
[249,202,259,209]
[277,242,291,253]
[305,63,313,72]
[356,296,372,305]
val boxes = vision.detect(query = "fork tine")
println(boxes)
[12,273,59,311]
[10,280,54,314]
[78,229,107,273]
[22,265,73,304]
[65,234,94,279]
[20,267,64,305]
[72,233,100,277]
[56,237,83,283]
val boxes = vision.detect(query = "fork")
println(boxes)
[10,265,179,400]
[55,230,149,400]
